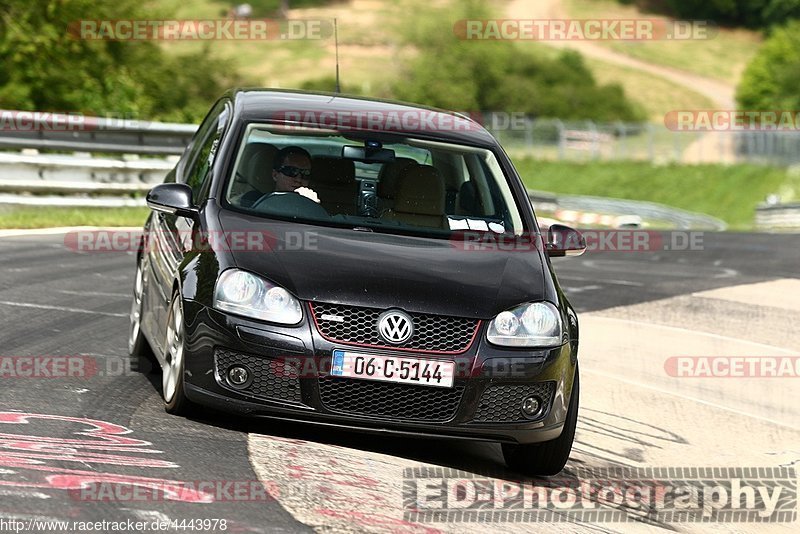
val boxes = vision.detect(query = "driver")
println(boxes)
[272,146,319,203]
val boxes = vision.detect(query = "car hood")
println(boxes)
[217,210,547,319]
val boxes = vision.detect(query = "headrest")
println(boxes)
[377,157,416,198]
[310,156,355,184]
[240,143,277,188]
[393,165,446,216]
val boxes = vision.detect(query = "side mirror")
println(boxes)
[545,224,586,257]
[146,183,198,218]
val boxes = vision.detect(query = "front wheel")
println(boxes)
[163,292,193,416]
[128,258,151,359]
[502,367,579,476]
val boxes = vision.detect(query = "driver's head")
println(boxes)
[273,146,312,192]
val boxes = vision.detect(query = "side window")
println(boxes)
[183,101,230,200]
[185,129,221,199]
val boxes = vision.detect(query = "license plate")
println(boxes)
[330,349,455,388]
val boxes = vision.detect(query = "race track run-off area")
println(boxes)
[0,231,797,533]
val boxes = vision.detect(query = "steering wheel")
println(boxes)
[251,192,330,219]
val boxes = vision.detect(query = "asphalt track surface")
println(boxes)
[0,230,798,533]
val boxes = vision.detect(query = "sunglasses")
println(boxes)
[277,165,312,178]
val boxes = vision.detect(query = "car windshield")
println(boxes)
[223,123,526,238]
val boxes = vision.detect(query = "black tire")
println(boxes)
[128,256,155,373]
[163,291,193,416]
[502,366,580,476]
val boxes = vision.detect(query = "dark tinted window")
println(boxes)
[183,101,229,200]
[224,125,526,237]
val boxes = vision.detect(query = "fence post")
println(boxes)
[492,112,501,144]
[588,120,599,160]
[615,121,626,161]
[556,119,565,161]
[746,131,755,161]
[766,131,774,165]
[524,116,533,157]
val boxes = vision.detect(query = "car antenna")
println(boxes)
[334,18,341,93]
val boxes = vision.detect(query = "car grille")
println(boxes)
[472,382,555,423]
[213,348,302,404]
[310,302,479,353]
[318,376,465,423]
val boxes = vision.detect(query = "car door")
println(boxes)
[146,100,231,350]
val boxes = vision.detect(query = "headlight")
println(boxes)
[214,269,302,324]
[487,302,563,347]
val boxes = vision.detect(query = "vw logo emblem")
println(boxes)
[377,310,414,344]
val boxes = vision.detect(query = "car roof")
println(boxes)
[227,88,499,148]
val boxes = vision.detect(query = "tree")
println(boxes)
[0,0,237,122]
[737,19,800,110]
[621,0,800,29]
[392,1,644,121]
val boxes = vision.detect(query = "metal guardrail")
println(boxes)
[0,152,174,181]
[0,111,192,206]
[0,194,145,208]
[0,111,197,155]
[528,190,727,231]
[755,203,800,229]
[0,179,152,195]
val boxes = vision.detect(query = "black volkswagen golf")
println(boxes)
[130,89,586,476]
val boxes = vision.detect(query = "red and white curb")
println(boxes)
[553,210,639,228]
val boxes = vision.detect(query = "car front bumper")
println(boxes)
[179,299,578,445]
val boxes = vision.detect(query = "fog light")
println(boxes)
[521,396,542,417]
[227,365,250,386]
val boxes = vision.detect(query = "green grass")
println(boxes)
[514,159,797,229]
[156,0,410,92]
[0,207,150,229]
[564,0,761,84]
[501,41,713,121]
[156,0,724,114]
[587,59,715,122]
